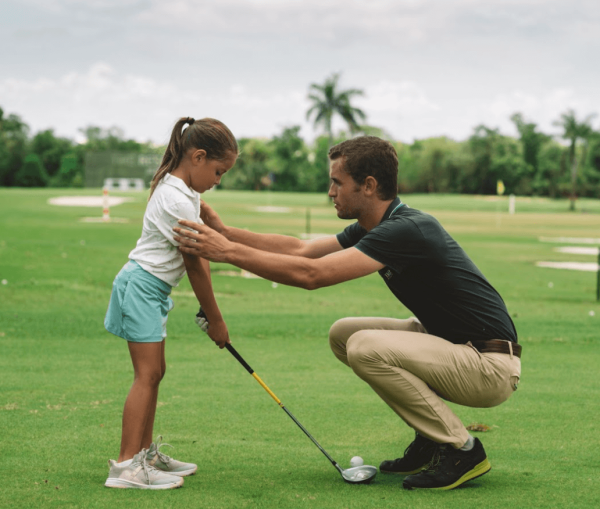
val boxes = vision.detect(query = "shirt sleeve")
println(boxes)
[353,218,433,269]
[156,199,202,247]
[336,222,367,249]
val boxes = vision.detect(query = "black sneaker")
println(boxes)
[402,437,491,490]
[379,433,438,475]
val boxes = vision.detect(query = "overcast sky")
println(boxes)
[1,0,599,145]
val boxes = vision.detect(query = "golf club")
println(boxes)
[197,308,377,485]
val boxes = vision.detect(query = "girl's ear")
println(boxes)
[191,149,207,165]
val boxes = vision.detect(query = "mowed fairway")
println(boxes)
[1,188,599,509]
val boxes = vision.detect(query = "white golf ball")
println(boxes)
[350,456,364,467]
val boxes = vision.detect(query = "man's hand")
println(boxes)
[200,200,225,233]
[174,220,230,262]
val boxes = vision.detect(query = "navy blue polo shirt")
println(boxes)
[336,198,518,344]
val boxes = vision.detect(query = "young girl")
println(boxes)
[103,117,238,489]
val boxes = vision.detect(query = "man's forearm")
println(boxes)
[222,225,306,256]
[174,222,383,290]
[221,241,321,290]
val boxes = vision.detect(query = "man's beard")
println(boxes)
[336,205,360,220]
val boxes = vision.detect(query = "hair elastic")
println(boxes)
[187,117,195,125]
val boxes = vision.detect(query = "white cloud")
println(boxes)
[130,0,600,45]
[0,63,197,141]
[0,64,314,141]
[486,89,599,136]
[359,81,439,114]
[2,0,599,143]
[0,62,188,105]
[347,81,442,141]
[3,63,597,144]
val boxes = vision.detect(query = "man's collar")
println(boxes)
[380,196,403,223]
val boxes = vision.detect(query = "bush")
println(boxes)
[49,153,82,187]
[13,153,48,187]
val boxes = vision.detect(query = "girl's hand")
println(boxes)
[200,200,225,233]
[206,318,231,349]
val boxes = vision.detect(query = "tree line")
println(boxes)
[2,80,599,208]
[0,108,161,189]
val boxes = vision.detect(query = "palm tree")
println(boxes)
[306,73,367,146]
[553,109,596,210]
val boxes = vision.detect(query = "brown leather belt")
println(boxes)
[471,340,522,358]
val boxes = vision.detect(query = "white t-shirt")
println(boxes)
[129,173,202,287]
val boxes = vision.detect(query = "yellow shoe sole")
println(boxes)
[432,459,492,491]
[405,459,492,490]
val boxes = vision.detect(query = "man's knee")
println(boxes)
[328,317,357,354]
[346,330,379,375]
[406,316,427,334]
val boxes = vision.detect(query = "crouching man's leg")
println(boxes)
[329,317,439,476]
[332,322,520,490]
[329,316,426,366]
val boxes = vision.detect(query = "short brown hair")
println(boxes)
[328,136,398,200]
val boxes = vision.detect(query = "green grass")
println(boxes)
[1,188,599,508]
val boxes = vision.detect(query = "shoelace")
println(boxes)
[131,449,163,483]
[151,435,175,465]
[400,432,422,459]
[423,445,446,474]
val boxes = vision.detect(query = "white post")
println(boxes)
[509,194,516,215]
[102,187,110,222]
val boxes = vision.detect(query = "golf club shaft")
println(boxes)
[225,343,342,472]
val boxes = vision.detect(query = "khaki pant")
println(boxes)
[329,317,521,448]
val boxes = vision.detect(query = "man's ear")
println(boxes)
[363,176,378,196]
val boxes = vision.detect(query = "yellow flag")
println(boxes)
[497,180,505,196]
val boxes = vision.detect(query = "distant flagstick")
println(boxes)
[102,187,110,222]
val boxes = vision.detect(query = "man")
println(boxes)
[173,136,521,491]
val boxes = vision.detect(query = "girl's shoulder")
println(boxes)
[157,174,199,199]
[147,184,199,221]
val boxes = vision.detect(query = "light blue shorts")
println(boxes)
[104,260,174,343]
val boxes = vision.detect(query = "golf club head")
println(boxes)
[341,465,377,484]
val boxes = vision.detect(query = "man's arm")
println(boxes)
[201,200,341,259]
[174,221,384,290]
[225,229,342,259]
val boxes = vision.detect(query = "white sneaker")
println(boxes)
[147,435,198,477]
[105,448,184,489]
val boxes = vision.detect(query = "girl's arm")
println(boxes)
[183,253,230,348]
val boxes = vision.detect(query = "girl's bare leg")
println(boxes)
[117,340,165,462]
[141,340,166,450]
